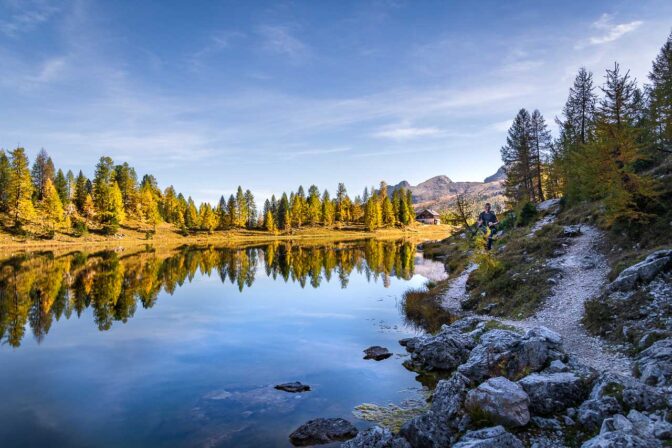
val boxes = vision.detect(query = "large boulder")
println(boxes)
[608,249,672,292]
[577,397,622,432]
[634,338,672,387]
[464,377,530,428]
[341,426,411,448]
[403,325,476,372]
[399,373,471,448]
[590,372,669,412]
[452,426,524,448]
[289,418,358,446]
[458,327,564,383]
[518,371,594,416]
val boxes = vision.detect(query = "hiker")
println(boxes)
[477,202,498,250]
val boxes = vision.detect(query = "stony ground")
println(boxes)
[443,223,632,376]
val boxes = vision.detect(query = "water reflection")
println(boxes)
[0,240,417,348]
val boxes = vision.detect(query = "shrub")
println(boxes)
[515,202,537,227]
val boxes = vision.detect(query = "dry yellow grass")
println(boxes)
[0,220,453,257]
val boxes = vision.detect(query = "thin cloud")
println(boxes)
[257,25,309,61]
[586,14,643,46]
[0,0,59,37]
[372,126,444,140]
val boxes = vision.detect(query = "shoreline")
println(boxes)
[0,224,453,258]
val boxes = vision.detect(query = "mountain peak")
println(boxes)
[483,166,506,183]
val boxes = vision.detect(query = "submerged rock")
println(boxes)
[275,382,311,393]
[634,338,672,387]
[364,346,393,361]
[399,372,471,447]
[289,418,358,446]
[403,325,475,371]
[340,426,411,448]
[452,426,524,448]
[464,377,530,428]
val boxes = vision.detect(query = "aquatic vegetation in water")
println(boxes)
[353,397,429,432]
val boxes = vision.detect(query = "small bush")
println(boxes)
[515,202,537,227]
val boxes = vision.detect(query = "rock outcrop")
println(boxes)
[290,418,358,446]
[464,377,530,428]
[634,338,672,387]
[452,426,524,448]
[608,250,672,292]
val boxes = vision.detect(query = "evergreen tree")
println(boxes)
[53,169,68,205]
[7,148,35,225]
[244,189,256,228]
[235,186,248,228]
[501,108,536,204]
[648,31,672,156]
[216,195,227,229]
[278,193,291,230]
[530,110,552,201]
[0,150,10,212]
[335,183,349,223]
[321,190,334,226]
[65,170,75,202]
[114,163,139,218]
[576,63,656,223]
[74,170,89,213]
[31,148,54,201]
[226,194,237,228]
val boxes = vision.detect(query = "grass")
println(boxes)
[462,223,564,319]
[400,279,459,333]
[0,217,453,257]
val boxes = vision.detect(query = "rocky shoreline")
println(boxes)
[339,318,672,447]
[288,234,672,447]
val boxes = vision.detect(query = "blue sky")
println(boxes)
[1,0,671,203]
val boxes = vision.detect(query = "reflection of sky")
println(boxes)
[0,257,444,447]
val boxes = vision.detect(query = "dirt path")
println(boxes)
[443,224,632,375]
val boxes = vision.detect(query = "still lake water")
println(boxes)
[0,240,447,448]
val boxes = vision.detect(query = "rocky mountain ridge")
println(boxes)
[389,167,506,211]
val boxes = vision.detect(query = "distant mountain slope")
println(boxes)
[389,167,505,211]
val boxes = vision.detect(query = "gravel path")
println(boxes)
[442,224,632,376]
[441,263,476,312]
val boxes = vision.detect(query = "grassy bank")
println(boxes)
[0,220,453,257]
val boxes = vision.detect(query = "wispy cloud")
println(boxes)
[584,14,643,46]
[0,0,59,37]
[372,126,444,140]
[257,25,309,62]
[189,30,245,69]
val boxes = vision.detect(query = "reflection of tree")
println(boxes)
[0,239,417,347]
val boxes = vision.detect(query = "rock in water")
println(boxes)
[275,382,311,393]
[465,377,530,428]
[452,426,524,448]
[289,418,358,446]
[340,426,411,448]
[399,372,471,447]
[364,346,393,361]
[402,325,476,371]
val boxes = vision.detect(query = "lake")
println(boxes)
[0,240,447,447]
